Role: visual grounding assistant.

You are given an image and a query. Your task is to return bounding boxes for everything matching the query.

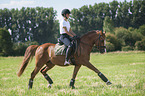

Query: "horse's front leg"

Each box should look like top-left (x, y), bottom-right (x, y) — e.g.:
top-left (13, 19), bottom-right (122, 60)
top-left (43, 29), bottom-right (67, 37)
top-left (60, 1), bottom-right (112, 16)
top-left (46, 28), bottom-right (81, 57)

top-left (84, 62), bottom-right (112, 85)
top-left (70, 65), bottom-right (81, 89)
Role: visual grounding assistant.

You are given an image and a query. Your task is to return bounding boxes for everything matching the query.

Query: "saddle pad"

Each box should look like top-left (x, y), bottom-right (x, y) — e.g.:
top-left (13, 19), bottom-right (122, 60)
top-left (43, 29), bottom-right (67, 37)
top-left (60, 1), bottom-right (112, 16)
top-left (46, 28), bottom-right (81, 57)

top-left (54, 43), bottom-right (67, 55)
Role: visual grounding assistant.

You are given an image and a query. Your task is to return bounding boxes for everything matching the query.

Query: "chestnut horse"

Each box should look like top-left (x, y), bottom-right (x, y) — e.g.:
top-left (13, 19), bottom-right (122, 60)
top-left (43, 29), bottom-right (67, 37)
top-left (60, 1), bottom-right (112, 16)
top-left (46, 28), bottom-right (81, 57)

top-left (17, 30), bottom-right (112, 89)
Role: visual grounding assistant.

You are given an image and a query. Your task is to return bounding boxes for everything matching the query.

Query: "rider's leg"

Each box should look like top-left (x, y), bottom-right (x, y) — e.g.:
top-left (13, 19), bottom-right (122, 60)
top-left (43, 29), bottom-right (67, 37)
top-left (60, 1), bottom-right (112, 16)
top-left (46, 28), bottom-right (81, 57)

top-left (60, 35), bottom-right (74, 65)
top-left (61, 37), bottom-right (72, 65)
top-left (64, 43), bottom-right (73, 65)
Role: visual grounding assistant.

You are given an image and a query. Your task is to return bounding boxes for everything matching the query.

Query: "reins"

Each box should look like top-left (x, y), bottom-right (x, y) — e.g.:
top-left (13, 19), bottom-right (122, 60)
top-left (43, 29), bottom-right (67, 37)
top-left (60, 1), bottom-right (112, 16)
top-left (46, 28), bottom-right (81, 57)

top-left (73, 31), bottom-right (106, 58)
top-left (80, 33), bottom-right (106, 48)
top-left (80, 41), bottom-right (92, 47)
top-left (75, 33), bottom-right (106, 57)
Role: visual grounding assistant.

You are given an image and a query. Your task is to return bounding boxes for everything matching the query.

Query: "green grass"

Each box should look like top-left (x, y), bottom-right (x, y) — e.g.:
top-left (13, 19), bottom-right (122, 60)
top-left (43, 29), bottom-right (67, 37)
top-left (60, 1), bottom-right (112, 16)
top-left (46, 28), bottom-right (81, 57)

top-left (0, 51), bottom-right (145, 96)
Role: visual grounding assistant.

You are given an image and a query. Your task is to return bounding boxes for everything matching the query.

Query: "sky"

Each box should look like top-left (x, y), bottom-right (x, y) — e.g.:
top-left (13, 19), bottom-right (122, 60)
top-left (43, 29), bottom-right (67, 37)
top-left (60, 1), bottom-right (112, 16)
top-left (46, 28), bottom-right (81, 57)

top-left (0, 0), bottom-right (132, 21)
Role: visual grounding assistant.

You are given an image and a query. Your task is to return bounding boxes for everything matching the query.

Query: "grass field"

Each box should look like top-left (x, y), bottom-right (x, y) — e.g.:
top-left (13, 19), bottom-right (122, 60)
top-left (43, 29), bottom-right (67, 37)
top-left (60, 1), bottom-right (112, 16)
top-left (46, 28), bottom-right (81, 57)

top-left (0, 51), bottom-right (145, 96)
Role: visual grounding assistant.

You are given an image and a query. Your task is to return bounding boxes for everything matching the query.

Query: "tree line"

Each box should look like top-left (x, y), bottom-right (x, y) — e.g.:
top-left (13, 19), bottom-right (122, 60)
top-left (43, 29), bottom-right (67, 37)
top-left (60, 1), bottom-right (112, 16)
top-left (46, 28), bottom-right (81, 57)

top-left (0, 7), bottom-right (59, 43)
top-left (70, 0), bottom-right (145, 34)
top-left (0, 0), bottom-right (145, 56)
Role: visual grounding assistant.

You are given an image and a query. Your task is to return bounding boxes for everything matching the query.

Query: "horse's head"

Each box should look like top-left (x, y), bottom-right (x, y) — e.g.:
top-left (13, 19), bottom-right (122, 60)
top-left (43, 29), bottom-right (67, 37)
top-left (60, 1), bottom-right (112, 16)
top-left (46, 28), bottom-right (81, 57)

top-left (81, 30), bottom-right (106, 53)
top-left (94, 30), bottom-right (106, 53)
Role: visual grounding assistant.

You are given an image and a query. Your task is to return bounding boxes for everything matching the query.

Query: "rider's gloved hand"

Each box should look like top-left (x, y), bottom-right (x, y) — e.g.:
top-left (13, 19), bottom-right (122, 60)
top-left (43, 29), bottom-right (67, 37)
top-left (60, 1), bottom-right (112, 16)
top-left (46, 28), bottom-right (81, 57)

top-left (73, 35), bottom-right (80, 40)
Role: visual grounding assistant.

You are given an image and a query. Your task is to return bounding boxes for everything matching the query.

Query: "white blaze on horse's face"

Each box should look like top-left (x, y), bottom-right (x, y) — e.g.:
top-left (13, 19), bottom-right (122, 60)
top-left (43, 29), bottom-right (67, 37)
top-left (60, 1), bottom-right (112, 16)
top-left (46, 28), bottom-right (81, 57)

top-left (103, 32), bottom-right (106, 53)
top-left (104, 39), bottom-right (106, 53)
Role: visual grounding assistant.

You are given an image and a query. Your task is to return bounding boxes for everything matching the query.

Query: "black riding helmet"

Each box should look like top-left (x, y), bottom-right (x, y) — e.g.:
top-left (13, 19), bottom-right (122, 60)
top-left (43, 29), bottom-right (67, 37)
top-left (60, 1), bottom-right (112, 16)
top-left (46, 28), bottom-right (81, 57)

top-left (61, 9), bottom-right (71, 16)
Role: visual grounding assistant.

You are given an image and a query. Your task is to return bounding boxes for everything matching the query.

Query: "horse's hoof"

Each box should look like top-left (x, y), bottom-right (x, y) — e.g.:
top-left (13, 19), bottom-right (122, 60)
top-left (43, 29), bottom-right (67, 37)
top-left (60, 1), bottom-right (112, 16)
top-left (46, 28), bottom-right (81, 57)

top-left (28, 86), bottom-right (32, 89)
top-left (48, 84), bottom-right (52, 88)
top-left (70, 86), bottom-right (75, 89)
top-left (71, 86), bottom-right (75, 89)
top-left (106, 81), bottom-right (112, 85)
top-left (28, 79), bottom-right (33, 89)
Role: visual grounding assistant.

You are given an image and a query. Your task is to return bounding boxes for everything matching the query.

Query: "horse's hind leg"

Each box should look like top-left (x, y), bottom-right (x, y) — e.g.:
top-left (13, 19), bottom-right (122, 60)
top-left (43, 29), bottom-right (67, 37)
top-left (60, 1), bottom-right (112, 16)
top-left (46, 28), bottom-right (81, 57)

top-left (28, 66), bottom-right (43, 89)
top-left (28, 62), bottom-right (44, 89)
top-left (40, 61), bottom-right (55, 88)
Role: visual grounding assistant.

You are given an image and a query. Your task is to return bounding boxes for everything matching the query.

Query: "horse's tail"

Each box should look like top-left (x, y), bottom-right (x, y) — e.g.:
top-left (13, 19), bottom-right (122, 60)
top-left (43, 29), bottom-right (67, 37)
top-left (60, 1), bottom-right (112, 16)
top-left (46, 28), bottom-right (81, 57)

top-left (17, 45), bottom-right (39, 77)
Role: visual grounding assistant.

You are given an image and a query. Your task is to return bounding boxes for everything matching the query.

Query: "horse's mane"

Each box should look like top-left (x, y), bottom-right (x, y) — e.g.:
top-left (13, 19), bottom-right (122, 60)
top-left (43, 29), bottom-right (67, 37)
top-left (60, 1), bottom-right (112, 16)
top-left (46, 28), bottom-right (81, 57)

top-left (81, 30), bottom-right (97, 39)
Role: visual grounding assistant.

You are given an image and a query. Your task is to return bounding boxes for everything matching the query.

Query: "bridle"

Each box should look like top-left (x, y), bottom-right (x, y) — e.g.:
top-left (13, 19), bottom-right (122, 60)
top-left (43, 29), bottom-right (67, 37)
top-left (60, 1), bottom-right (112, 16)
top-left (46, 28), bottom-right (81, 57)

top-left (80, 33), bottom-right (106, 50)
top-left (76, 32), bottom-right (106, 57)
top-left (94, 33), bottom-right (106, 50)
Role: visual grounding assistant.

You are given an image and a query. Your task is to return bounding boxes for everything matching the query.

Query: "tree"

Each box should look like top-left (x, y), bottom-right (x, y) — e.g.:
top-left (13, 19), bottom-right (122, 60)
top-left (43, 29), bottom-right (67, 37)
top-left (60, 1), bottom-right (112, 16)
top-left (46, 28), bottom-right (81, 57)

top-left (0, 28), bottom-right (13, 55)
top-left (135, 39), bottom-right (145, 50)
top-left (6, 7), bottom-right (58, 44)
top-left (140, 0), bottom-right (145, 26)
top-left (115, 27), bottom-right (139, 47)
top-left (94, 3), bottom-right (106, 30)
top-left (129, 27), bottom-right (143, 46)
top-left (34, 7), bottom-right (58, 44)
top-left (115, 27), bottom-right (131, 46)
top-left (70, 8), bottom-right (83, 36)
top-left (138, 24), bottom-right (145, 36)
top-left (0, 8), bottom-right (12, 29)
top-left (103, 16), bottom-right (114, 33)
top-left (1, 1), bottom-right (145, 48)
top-left (117, 0), bottom-right (130, 28)
top-left (109, 0), bottom-right (119, 21)
top-left (106, 32), bottom-right (122, 50)
top-left (130, 0), bottom-right (142, 28)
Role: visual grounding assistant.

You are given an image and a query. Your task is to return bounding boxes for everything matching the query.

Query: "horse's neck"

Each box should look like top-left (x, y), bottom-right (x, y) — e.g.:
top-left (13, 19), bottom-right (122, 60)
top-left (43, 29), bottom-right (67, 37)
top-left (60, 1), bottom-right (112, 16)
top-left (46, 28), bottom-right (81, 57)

top-left (81, 32), bottom-right (97, 46)
top-left (80, 32), bottom-right (97, 53)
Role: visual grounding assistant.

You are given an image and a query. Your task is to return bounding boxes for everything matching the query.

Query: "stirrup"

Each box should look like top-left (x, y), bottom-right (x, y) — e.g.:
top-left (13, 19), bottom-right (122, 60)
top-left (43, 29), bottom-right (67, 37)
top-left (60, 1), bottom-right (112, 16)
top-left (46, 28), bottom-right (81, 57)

top-left (64, 60), bottom-right (70, 65)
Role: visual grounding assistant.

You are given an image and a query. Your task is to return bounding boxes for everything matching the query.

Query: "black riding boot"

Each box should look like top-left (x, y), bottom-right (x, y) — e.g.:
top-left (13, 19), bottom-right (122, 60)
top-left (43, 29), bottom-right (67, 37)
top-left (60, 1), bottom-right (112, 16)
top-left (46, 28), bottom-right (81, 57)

top-left (64, 45), bottom-right (73, 65)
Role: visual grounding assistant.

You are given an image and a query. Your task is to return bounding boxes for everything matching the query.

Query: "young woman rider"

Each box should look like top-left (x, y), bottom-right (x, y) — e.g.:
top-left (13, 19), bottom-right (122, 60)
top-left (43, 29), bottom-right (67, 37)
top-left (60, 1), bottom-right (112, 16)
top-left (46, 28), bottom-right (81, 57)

top-left (59, 9), bottom-right (77, 65)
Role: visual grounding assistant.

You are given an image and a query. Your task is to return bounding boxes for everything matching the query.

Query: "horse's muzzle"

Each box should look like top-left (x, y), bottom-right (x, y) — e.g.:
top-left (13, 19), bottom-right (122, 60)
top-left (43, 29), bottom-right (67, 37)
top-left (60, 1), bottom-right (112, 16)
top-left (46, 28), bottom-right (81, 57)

top-left (100, 50), bottom-right (105, 54)
top-left (99, 46), bottom-right (106, 54)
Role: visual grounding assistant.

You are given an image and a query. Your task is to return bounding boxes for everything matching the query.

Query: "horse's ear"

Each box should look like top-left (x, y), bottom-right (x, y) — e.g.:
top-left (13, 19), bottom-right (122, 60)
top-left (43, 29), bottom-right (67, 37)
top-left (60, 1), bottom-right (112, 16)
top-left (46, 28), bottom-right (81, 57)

top-left (96, 30), bottom-right (99, 33)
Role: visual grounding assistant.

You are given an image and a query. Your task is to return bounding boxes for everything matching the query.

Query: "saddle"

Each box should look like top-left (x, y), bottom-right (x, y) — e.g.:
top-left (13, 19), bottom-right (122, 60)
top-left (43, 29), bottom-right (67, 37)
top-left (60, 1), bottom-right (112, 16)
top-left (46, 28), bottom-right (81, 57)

top-left (54, 43), bottom-right (67, 55)
top-left (54, 39), bottom-right (79, 55)
top-left (54, 37), bottom-right (80, 65)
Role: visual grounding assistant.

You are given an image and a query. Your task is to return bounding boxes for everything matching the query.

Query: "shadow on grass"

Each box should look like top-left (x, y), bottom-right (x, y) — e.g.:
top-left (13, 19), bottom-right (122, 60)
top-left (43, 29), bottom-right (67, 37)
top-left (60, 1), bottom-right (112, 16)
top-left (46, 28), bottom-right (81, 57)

top-left (76, 83), bottom-right (124, 89)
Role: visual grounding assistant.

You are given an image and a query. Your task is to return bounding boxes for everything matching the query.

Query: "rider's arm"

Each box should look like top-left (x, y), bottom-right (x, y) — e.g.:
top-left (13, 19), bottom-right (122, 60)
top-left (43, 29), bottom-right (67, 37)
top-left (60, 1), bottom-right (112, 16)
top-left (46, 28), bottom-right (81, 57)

top-left (63, 27), bottom-right (74, 37)
top-left (69, 28), bottom-right (76, 36)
